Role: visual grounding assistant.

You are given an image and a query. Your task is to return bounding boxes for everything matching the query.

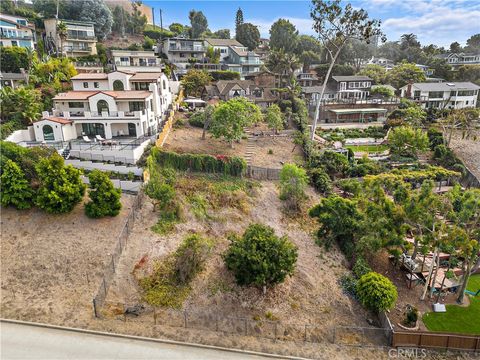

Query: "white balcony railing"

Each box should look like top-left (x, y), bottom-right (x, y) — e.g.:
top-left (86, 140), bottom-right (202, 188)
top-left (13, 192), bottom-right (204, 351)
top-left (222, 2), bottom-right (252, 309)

top-left (51, 109), bottom-right (150, 120)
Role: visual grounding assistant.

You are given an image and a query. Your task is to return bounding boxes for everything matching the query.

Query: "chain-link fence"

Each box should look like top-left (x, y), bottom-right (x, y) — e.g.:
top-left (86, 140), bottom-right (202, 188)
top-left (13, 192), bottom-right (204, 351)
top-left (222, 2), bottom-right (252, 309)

top-left (92, 191), bottom-right (144, 317)
top-left (101, 304), bottom-right (392, 347)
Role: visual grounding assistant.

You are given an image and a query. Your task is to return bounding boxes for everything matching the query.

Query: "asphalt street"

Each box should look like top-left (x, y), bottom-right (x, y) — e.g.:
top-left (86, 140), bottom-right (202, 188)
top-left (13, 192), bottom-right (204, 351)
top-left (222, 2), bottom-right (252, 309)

top-left (0, 321), bottom-right (276, 360)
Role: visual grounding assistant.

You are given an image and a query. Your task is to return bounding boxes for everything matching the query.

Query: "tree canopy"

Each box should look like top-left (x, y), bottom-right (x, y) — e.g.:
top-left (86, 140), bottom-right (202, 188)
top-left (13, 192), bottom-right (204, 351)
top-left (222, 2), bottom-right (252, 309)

top-left (269, 19), bottom-right (298, 53)
top-left (236, 23), bottom-right (260, 51)
top-left (210, 98), bottom-right (262, 147)
top-left (189, 10), bottom-right (208, 38)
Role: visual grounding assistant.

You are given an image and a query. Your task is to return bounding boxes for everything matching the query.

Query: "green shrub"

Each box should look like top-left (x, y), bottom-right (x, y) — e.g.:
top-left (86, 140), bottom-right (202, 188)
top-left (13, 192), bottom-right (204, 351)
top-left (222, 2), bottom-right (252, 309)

top-left (404, 306), bottom-right (418, 326)
top-left (0, 159), bottom-right (34, 209)
top-left (356, 272), bottom-right (397, 312)
top-left (188, 111), bottom-right (206, 128)
top-left (279, 163), bottom-right (308, 212)
top-left (210, 70), bottom-right (240, 81)
top-left (151, 148), bottom-right (246, 177)
top-left (352, 257), bottom-right (372, 278)
top-left (427, 128), bottom-right (444, 150)
top-left (85, 170), bottom-right (122, 218)
top-left (35, 153), bottom-right (86, 213)
top-left (339, 274), bottom-right (358, 299)
top-left (224, 224), bottom-right (298, 292)
top-left (309, 167), bottom-right (332, 194)
top-left (174, 234), bottom-right (213, 284)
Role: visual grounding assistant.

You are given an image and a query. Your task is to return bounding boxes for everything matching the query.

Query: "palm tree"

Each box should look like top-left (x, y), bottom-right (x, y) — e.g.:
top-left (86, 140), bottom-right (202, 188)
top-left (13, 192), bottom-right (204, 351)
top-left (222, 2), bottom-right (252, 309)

top-left (56, 21), bottom-right (68, 57)
top-left (400, 33), bottom-right (419, 49)
top-left (266, 49), bottom-right (287, 87)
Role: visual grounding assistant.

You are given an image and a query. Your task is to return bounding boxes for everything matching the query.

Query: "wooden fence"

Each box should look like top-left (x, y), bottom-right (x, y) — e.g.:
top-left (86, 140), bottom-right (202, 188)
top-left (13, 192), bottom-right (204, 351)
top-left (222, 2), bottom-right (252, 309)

top-left (392, 331), bottom-right (480, 352)
top-left (156, 90), bottom-right (184, 148)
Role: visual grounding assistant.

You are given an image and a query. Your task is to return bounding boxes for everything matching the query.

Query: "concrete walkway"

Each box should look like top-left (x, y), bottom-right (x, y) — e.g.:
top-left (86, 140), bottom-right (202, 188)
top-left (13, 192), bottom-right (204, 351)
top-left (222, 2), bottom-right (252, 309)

top-left (0, 321), bottom-right (279, 360)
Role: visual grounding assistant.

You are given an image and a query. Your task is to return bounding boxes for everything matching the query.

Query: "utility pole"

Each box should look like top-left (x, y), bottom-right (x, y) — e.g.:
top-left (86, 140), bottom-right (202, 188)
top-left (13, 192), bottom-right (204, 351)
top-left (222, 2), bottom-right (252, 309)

top-left (152, 7), bottom-right (155, 29)
top-left (55, 0), bottom-right (59, 57)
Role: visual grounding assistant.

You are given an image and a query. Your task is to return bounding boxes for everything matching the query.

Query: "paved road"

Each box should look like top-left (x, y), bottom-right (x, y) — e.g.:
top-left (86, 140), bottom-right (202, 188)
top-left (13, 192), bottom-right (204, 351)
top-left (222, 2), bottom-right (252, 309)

top-left (0, 322), bottom-right (275, 360)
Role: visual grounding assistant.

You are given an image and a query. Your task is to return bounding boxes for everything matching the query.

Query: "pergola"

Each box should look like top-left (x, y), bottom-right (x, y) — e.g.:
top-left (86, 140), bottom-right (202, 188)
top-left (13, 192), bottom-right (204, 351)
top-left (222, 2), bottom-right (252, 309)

top-left (328, 108), bottom-right (388, 123)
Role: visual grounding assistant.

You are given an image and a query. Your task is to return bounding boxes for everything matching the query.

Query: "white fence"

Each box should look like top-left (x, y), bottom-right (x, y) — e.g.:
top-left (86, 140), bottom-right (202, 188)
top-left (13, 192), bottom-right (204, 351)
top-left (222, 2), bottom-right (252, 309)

top-left (66, 159), bottom-right (143, 176)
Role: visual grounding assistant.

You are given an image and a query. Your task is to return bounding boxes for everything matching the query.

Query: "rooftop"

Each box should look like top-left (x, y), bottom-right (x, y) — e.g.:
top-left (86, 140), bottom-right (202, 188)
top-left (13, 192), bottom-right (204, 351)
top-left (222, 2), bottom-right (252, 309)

top-left (38, 116), bottom-right (73, 125)
top-left (404, 82), bottom-right (480, 91)
top-left (329, 108), bottom-right (388, 114)
top-left (130, 72), bottom-right (163, 81)
top-left (71, 73), bottom-right (109, 80)
top-left (332, 75), bottom-right (372, 82)
top-left (205, 38), bottom-right (243, 47)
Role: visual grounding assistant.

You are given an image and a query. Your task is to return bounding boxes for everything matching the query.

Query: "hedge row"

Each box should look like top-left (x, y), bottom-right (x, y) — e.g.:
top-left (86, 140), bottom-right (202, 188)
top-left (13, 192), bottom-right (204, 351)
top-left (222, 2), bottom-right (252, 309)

top-left (151, 148), bottom-right (246, 177)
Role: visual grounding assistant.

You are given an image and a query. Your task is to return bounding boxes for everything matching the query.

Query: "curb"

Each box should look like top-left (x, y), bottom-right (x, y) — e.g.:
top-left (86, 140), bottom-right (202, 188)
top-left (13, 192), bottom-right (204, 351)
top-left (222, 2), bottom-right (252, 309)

top-left (0, 318), bottom-right (309, 360)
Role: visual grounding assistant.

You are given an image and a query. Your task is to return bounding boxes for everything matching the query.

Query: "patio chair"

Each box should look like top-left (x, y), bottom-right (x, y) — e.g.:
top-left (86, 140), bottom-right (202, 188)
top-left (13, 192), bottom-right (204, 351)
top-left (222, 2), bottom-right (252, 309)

top-left (96, 134), bottom-right (106, 142)
top-left (82, 136), bottom-right (92, 143)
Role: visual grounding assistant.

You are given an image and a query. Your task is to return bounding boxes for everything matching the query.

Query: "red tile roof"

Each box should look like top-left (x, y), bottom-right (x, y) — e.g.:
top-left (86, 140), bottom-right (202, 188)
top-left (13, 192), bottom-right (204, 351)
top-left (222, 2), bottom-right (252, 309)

top-left (39, 116), bottom-right (73, 125)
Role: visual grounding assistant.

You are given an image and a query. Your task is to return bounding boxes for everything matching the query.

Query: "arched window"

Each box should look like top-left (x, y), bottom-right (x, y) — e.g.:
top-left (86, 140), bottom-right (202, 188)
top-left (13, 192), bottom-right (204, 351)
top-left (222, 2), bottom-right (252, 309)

top-left (97, 100), bottom-right (109, 114)
top-left (43, 124), bottom-right (54, 141)
top-left (113, 80), bottom-right (124, 91)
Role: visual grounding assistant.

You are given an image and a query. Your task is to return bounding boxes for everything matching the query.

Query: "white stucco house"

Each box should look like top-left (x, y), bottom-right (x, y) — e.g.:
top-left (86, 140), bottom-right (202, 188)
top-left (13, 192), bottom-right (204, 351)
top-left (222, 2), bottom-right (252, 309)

top-left (33, 71), bottom-right (173, 142)
top-left (400, 82), bottom-right (479, 110)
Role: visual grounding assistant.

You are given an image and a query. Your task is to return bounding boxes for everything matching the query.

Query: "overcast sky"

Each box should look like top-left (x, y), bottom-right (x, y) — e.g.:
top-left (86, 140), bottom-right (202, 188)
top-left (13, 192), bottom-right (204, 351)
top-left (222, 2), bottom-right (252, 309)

top-left (144, 0), bottom-right (480, 47)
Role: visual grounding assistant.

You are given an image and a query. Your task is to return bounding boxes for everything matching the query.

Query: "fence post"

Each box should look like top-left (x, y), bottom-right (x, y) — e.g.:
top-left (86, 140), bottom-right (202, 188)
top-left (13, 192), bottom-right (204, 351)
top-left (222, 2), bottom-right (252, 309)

top-left (184, 311), bottom-right (187, 328)
top-left (333, 327), bottom-right (336, 344)
top-left (153, 307), bottom-right (157, 325)
top-left (244, 318), bottom-right (248, 336)
top-left (274, 323), bottom-right (277, 341)
top-left (215, 315), bottom-right (218, 332)
top-left (111, 255), bottom-right (115, 271)
top-left (92, 298), bottom-right (98, 318)
top-left (304, 325), bottom-right (308, 342)
top-left (103, 278), bottom-right (107, 296)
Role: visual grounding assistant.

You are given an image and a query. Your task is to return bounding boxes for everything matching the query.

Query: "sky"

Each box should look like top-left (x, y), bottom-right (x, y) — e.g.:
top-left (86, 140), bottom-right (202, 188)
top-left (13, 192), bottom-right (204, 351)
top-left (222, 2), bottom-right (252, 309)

top-left (143, 0), bottom-right (480, 48)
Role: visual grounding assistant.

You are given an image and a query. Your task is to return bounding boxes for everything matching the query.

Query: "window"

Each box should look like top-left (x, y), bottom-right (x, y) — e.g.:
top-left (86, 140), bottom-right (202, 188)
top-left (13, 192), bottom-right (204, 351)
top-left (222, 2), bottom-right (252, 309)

top-left (94, 82), bottom-right (99, 88)
top-left (96, 100), bottom-right (109, 114)
top-left (162, 80), bottom-right (166, 90)
top-left (120, 57), bottom-right (129, 62)
top-left (68, 102), bottom-right (84, 108)
top-left (11, 41), bottom-right (17, 46)
top-left (428, 91), bottom-right (444, 98)
top-left (134, 82), bottom-right (149, 90)
top-left (83, 82), bottom-right (88, 88)
top-left (82, 123), bottom-right (105, 137)
top-left (129, 101), bottom-right (145, 112)
top-left (42, 125), bottom-right (54, 141)
top-left (113, 80), bottom-right (124, 91)
top-left (457, 90), bottom-right (475, 96)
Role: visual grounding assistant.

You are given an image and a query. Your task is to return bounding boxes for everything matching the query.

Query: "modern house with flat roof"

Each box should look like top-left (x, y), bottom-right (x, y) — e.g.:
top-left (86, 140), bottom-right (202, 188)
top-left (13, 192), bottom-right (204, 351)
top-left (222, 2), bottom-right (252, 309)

top-left (226, 45), bottom-right (262, 78)
top-left (302, 75), bottom-right (373, 106)
top-left (33, 71), bottom-right (172, 143)
top-left (400, 82), bottom-right (479, 109)
top-left (44, 19), bottom-right (97, 57)
top-left (162, 37), bottom-right (206, 75)
top-left (204, 38), bottom-right (243, 62)
top-left (0, 14), bottom-right (36, 49)
top-left (110, 50), bottom-right (162, 72)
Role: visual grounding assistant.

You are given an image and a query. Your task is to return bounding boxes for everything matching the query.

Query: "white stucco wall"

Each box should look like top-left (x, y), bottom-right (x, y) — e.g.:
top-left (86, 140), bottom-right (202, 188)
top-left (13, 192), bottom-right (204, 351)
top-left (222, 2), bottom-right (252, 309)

top-left (72, 79), bottom-right (109, 91)
top-left (5, 126), bottom-right (35, 143)
top-left (33, 120), bottom-right (67, 142)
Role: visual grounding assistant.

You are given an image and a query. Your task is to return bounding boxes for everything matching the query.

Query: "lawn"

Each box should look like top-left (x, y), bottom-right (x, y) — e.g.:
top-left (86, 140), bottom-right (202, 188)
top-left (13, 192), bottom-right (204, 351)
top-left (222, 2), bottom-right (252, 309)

top-left (345, 144), bottom-right (389, 153)
top-left (422, 275), bottom-right (480, 335)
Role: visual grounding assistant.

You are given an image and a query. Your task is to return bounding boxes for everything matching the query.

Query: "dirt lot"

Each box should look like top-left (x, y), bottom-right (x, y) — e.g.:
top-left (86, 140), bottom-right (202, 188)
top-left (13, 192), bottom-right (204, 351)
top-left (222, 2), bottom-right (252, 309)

top-left (0, 194), bottom-right (135, 326)
top-left (164, 124), bottom-right (304, 169)
top-left (1, 184), bottom-right (476, 359)
top-left (449, 129), bottom-right (480, 179)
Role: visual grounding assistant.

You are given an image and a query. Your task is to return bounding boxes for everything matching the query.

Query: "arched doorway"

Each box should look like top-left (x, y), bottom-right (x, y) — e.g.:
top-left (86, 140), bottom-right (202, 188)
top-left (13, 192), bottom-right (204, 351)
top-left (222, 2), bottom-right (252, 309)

top-left (127, 123), bottom-right (137, 137)
top-left (97, 100), bottom-right (109, 114)
top-left (113, 80), bottom-right (124, 91)
top-left (42, 124), bottom-right (54, 141)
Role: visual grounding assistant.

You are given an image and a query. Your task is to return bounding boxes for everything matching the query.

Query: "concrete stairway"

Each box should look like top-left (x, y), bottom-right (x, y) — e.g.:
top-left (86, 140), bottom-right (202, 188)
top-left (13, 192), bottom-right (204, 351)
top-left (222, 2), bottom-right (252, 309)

top-left (66, 159), bottom-right (143, 177)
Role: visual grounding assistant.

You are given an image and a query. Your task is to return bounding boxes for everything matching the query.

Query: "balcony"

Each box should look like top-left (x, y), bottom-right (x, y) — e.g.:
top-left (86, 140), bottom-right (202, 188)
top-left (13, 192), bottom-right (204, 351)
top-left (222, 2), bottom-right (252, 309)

top-left (0, 33), bottom-right (33, 40)
top-left (168, 45), bottom-right (204, 52)
top-left (239, 59), bottom-right (262, 65)
top-left (64, 45), bottom-right (93, 53)
top-left (51, 109), bottom-right (149, 120)
top-left (66, 34), bottom-right (96, 41)
top-left (115, 60), bottom-right (161, 67)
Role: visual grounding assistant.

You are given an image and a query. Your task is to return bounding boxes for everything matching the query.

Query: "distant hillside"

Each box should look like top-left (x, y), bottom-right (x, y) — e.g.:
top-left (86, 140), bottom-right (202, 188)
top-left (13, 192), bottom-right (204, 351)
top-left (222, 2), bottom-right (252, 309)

top-left (104, 0), bottom-right (153, 25)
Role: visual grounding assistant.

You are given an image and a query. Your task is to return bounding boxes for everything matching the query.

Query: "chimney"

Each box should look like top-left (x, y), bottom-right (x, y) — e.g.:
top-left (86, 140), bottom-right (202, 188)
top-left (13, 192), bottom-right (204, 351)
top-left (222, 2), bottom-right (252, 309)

top-left (406, 79), bottom-right (414, 98)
